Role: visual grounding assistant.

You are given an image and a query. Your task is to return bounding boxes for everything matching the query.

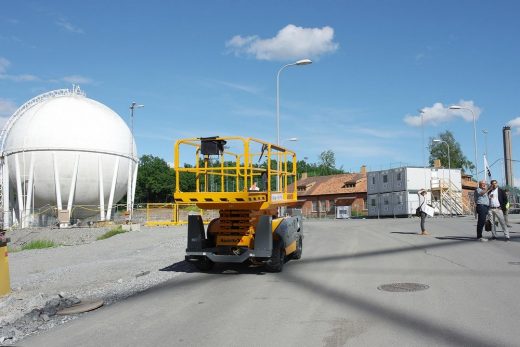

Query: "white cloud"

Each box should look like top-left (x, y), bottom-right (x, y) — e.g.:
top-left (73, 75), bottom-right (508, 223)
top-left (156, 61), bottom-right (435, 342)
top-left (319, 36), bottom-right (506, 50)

top-left (56, 18), bottom-right (84, 34)
top-left (0, 98), bottom-right (17, 128)
top-left (0, 98), bottom-right (17, 117)
top-left (0, 56), bottom-right (40, 82)
top-left (62, 75), bottom-right (93, 84)
top-left (507, 117), bottom-right (520, 135)
top-left (205, 79), bottom-right (260, 95)
top-left (226, 24), bottom-right (339, 61)
top-left (352, 127), bottom-right (412, 139)
top-left (0, 57), bottom-right (10, 73)
top-left (403, 100), bottom-right (481, 127)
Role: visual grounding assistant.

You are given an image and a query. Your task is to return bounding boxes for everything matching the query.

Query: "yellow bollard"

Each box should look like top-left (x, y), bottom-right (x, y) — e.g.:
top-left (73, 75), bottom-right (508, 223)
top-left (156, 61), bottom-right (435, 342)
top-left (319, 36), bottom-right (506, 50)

top-left (0, 234), bottom-right (10, 296)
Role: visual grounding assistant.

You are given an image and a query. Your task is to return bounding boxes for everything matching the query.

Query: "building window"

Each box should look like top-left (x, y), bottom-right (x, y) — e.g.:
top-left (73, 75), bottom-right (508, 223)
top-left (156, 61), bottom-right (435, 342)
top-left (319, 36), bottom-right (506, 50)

top-left (343, 182), bottom-right (356, 188)
top-left (320, 200), bottom-right (326, 212)
top-left (312, 200), bottom-right (318, 212)
top-left (371, 198), bottom-right (376, 207)
top-left (396, 172), bottom-right (401, 181)
top-left (383, 175), bottom-right (388, 183)
top-left (372, 177), bottom-right (375, 184)
top-left (329, 200), bottom-right (335, 212)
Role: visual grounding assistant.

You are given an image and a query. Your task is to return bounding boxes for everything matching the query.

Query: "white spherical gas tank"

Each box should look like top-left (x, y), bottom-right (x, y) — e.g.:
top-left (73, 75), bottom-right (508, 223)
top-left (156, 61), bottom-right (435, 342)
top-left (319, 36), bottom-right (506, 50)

top-left (1, 88), bottom-right (136, 221)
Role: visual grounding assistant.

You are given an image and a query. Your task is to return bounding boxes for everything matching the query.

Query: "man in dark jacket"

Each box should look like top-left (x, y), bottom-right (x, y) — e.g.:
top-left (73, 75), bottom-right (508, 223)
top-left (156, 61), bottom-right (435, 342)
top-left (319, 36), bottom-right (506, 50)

top-left (487, 179), bottom-right (510, 241)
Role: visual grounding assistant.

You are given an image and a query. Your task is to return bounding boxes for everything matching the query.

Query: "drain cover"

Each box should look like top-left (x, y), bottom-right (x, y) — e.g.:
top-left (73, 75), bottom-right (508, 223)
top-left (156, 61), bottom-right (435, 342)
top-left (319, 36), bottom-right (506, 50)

top-left (378, 283), bottom-right (429, 292)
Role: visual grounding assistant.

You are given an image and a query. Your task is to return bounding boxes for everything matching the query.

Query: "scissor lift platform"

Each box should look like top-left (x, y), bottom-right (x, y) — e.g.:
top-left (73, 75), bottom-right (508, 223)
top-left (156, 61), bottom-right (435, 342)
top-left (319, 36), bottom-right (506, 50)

top-left (174, 136), bottom-right (303, 272)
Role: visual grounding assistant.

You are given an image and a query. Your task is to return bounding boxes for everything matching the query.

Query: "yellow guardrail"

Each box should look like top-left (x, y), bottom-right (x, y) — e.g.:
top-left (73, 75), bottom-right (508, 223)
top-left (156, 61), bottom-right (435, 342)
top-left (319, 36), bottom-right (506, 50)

top-left (144, 203), bottom-right (218, 226)
top-left (173, 136), bottom-right (298, 211)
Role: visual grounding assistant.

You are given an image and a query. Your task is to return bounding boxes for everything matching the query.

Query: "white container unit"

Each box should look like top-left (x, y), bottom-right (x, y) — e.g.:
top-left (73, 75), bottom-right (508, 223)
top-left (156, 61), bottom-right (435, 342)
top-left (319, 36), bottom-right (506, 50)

top-left (403, 167), bottom-right (431, 191)
top-left (379, 193), bottom-right (393, 216)
top-left (393, 191), bottom-right (430, 216)
top-left (393, 167), bottom-right (406, 191)
top-left (392, 191), bottom-right (408, 216)
top-left (367, 171), bottom-right (379, 194)
top-left (431, 168), bottom-right (462, 190)
top-left (368, 194), bottom-right (379, 216)
top-left (379, 170), bottom-right (393, 193)
top-left (335, 206), bottom-right (351, 219)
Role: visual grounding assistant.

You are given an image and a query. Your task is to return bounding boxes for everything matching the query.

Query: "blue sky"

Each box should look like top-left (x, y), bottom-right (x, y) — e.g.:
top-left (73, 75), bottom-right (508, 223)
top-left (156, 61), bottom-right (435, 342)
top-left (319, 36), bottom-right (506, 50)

top-left (1, 0), bottom-right (519, 183)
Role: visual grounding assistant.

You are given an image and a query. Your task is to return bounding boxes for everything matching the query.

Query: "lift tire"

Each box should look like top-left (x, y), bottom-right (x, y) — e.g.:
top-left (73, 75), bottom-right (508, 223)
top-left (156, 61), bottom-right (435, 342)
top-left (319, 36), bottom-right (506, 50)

top-left (292, 234), bottom-right (303, 260)
top-left (265, 239), bottom-right (285, 273)
top-left (194, 257), bottom-right (214, 272)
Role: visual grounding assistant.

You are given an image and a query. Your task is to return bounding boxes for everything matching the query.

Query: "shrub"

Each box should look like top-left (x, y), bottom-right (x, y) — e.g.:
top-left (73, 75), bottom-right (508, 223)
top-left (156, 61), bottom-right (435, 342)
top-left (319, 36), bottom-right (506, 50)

top-left (21, 240), bottom-right (57, 250)
top-left (97, 225), bottom-right (128, 240)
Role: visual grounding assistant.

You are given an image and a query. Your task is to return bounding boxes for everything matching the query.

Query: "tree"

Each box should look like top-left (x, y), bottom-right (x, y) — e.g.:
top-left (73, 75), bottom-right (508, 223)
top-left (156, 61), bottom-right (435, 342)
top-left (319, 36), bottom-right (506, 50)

top-left (318, 150), bottom-right (343, 176)
top-left (428, 130), bottom-right (474, 174)
top-left (135, 155), bottom-right (175, 203)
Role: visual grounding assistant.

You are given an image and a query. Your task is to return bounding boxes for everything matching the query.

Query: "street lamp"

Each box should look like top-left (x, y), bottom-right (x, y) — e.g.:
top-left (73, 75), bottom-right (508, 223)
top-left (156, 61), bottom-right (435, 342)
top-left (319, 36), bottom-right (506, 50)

top-left (276, 59), bottom-right (312, 191)
top-left (282, 137), bottom-right (298, 144)
top-left (129, 102), bottom-right (144, 226)
top-left (432, 139), bottom-right (452, 215)
top-left (449, 105), bottom-right (478, 181)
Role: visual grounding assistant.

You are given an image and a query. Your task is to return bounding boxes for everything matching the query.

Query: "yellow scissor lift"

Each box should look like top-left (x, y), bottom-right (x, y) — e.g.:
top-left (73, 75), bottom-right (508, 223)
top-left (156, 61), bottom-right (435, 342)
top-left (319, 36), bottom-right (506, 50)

top-left (174, 136), bottom-right (303, 272)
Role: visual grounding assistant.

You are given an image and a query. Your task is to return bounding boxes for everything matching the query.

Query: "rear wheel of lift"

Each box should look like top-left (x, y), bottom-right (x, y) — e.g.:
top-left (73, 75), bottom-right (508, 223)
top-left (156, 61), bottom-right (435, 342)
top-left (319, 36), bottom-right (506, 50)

top-left (292, 234), bottom-right (303, 260)
top-left (194, 257), bottom-right (214, 272)
top-left (265, 240), bottom-right (285, 273)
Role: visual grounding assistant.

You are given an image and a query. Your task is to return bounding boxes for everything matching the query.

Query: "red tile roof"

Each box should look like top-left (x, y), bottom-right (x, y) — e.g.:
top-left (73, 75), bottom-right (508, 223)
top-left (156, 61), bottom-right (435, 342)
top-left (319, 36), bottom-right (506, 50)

top-left (290, 173), bottom-right (367, 196)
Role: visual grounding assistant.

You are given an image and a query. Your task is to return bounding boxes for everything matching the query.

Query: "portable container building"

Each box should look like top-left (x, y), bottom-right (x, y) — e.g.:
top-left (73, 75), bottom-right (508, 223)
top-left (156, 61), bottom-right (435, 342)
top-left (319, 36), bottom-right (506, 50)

top-left (379, 170), bottom-right (393, 193)
top-left (392, 190), bottom-right (431, 216)
top-left (367, 171), bottom-right (379, 194)
top-left (393, 167), bottom-right (406, 191)
top-left (430, 168), bottom-right (462, 190)
top-left (367, 194), bottom-right (379, 217)
top-left (379, 193), bottom-right (393, 216)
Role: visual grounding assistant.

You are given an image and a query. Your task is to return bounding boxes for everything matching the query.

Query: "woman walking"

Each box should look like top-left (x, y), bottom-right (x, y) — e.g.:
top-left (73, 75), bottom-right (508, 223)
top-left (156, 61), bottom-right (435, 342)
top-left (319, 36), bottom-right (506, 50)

top-left (418, 189), bottom-right (429, 235)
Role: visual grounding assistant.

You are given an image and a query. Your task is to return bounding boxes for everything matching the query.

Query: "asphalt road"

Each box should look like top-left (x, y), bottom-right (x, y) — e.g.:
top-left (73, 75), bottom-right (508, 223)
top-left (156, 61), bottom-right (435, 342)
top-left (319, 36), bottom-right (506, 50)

top-left (22, 216), bottom-right (520, 347)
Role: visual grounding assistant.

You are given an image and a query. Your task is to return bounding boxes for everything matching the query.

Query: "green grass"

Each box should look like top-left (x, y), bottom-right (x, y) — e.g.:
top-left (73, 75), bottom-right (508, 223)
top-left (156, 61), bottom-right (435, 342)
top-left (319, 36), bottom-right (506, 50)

top-left (7, 245), bottom-right (19, 253)
top-left (21, 240), bottom-right (57, 250)
top-left (181, 205), bottom-right (201, 212)
top-left (96, 225), bottom-right (128, 240)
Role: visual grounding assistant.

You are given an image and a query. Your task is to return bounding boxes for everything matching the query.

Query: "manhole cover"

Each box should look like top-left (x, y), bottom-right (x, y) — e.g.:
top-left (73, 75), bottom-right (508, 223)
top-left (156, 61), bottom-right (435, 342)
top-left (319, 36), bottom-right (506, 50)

top-left (377, 283), bottom-right (429, 292)
top-left (508, 262), bottom-right (520, 265)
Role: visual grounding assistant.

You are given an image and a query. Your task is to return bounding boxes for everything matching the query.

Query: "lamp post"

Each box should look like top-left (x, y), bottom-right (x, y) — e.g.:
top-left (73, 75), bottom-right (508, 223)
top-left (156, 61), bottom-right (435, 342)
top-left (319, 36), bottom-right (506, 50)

top-left (276, 59), bottom-right (312, 191)
top-left (449, 105), bottom-right (478, 181)
top-left (432, 139), bottom-right (451, 215)
top-left (129, 102), bottom-right (143, 226)
top-left (418, 109), bottom-right (427, 188)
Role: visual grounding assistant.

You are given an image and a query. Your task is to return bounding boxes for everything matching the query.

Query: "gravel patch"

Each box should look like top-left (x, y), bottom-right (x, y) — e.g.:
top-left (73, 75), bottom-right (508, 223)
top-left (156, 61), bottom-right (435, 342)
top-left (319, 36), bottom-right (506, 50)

top-left (0, 224), bottom-right (190, 345)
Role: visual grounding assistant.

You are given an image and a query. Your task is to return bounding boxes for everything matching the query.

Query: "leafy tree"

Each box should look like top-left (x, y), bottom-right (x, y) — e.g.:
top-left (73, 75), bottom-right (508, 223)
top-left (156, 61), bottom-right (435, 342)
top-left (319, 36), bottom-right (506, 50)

top-left (295, 150), bottom-right (344, 177)
top-left (135, 155), bottom-right (174, 203)
top-left (428, 130), bottom-right (474, 174)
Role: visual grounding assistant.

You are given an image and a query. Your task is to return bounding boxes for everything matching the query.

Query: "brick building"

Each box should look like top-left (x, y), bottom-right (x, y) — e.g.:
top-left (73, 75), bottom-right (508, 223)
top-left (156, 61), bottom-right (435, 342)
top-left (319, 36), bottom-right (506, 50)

top-left (289, 168), bottom-right (367, 218)
top-left (461, 174), bottom-right (478, 214)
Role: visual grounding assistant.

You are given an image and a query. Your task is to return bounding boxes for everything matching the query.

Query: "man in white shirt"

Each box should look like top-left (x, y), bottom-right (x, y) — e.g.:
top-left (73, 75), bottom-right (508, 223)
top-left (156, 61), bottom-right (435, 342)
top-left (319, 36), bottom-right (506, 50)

top-left (488, 180), bottom-right (510, 241)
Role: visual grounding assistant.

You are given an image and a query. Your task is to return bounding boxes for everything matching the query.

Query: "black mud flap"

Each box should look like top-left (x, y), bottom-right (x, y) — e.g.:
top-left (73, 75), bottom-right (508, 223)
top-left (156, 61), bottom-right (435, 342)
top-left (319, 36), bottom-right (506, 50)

top-left (254, 215), bottom-right (272, 258)
top-left (187, 215), bottom-right (206, 252)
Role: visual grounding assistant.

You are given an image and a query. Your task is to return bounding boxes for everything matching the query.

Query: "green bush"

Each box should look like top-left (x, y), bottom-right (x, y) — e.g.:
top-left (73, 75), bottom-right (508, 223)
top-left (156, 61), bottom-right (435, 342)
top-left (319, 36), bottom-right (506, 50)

top-left (21, 240), bottom-right (57, 250)
top-left (181, 205), bottom-right (200, 212)
top-left (97, 226), bottom-right (128, 240)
